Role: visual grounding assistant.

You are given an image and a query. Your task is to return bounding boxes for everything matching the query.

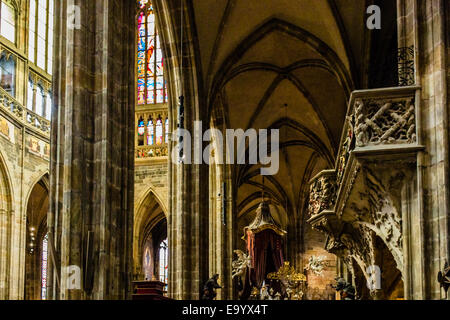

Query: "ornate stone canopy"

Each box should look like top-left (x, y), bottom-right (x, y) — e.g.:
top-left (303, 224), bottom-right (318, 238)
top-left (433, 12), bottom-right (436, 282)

top-left (243, 201), bottom-right (287, 238)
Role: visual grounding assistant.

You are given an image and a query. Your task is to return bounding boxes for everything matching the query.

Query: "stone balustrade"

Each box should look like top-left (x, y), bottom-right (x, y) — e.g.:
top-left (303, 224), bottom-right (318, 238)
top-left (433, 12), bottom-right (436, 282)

top-left (26, 109), bottom-right (51, 135)
top-left (136, 144), bottom-right (168, 159)
top-left (0, 86), bottom-right (50, 139)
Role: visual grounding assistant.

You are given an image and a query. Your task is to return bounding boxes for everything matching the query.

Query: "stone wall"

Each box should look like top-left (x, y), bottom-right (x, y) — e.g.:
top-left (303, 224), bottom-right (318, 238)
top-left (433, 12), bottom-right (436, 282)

top-left (301, 224), bottom-right (337, 300)
top-left (0, 120), bottom-right (49, 300)
top-left (133, 159), bottom-right (169, 280)
top-left (135, 161), bottom-right (169, 211)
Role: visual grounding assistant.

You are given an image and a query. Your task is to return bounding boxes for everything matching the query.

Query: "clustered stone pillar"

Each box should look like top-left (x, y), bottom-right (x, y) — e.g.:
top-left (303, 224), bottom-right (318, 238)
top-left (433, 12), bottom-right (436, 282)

top-left (154, 0), bottom-right (210, 299)
top-left (396, 0), bottom-right (450, 300)
top-left (48, 0), bottom-right (135, 300)
top-left (415, 0), bottom-right (450, 300)
top-left (208, 162), bottom-right (234, 300)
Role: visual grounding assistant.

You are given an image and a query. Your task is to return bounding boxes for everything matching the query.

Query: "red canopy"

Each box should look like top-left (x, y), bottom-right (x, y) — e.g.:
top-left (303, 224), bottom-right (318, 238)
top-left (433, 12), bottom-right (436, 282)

top-left (243, 201), bottom-right (286, 288)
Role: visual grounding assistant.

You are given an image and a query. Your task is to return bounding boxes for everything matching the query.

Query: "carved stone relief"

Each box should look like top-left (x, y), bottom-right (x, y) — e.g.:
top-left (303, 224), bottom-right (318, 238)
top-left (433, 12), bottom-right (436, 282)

top-left (355, 97), bottom-right (416, 147)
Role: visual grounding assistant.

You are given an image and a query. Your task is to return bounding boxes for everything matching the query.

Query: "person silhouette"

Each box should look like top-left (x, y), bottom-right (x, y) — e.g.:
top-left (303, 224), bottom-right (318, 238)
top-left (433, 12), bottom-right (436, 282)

top-left (201, 274), bottom-right (222, 300)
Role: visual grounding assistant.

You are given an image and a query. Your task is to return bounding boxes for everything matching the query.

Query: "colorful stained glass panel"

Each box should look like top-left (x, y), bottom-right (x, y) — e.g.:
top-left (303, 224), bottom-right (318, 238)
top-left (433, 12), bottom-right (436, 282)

top-left (156, 76), bottom-right (164, 89)
top-left (137, 78), bottom-right (145, 105)
top-left (136, 0), bottom-right (168, 105)
top-left (139, 0), bottom-right (148, 8)
top-left (156, 60), bottom-right (163, 76)
top-left (147, 119), bottom-right (154, 145)
top-left (156, 90), bottom-right (164, 103)
top-left (156, 118), bottom-right (163, 144)
top-left (138, 119), bottom-right (145, 136)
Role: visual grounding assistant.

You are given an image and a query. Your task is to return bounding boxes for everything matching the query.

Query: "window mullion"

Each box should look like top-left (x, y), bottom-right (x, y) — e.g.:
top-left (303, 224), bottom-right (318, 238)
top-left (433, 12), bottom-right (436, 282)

top-left (0, 2), bottom-right (3, 35)
top-left (32, 83), bottom-right (37, 113)
top-left (154, 31), bottom-right (156, 104)
top-left (45, 0), bottom-right (49, 72)
top-left (42, 89), bottom-right (47, 117)
top-left (34, 0), bottom-right (38, 63)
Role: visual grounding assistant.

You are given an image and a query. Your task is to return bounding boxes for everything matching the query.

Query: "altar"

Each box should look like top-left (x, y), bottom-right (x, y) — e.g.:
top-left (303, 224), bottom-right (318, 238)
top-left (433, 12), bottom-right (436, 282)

top-left (131, 281), bottom-right (171, 300)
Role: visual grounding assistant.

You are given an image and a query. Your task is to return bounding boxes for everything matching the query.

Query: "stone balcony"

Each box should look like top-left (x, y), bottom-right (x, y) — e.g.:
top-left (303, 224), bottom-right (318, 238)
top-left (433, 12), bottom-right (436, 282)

top-left (0, 86), bottom-right (50, 141)
top-left (333, 86), bottom-right (422, 221)
top-left (307, 86), bottom-right (423, 273)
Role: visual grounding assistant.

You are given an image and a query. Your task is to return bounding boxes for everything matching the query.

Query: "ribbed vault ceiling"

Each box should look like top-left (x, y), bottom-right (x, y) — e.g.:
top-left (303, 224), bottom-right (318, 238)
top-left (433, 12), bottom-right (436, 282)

top-left (188, 0), bottom-right (367, 228)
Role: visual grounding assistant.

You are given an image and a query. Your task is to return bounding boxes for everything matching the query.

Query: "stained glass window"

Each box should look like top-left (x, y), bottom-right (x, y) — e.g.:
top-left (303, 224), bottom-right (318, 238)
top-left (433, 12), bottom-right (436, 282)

top-left (0, 51), bottom-right (15, 96)
top-left (137, 0), bottom-right (168, 105)
top-left (156, 117), bottom-right (163, 145)
top-left (29, 0), bottom-right (54, 74)
top-left (0, 1), bottom-right (16, 43)
top-left (41, 233), bottom-right (48, 300)
top-left (165, 118), bottom-right (169, 143)
top-left (159, 239), bottom-right (168, 287)
top-left (137, 116), bottom-right (145, 146)
top-left (147, 117), bottom-right (154, 145)
top-left (139, 0), bottom-right (149, 8)
top-left (138, 117), bottom-right (145, 136)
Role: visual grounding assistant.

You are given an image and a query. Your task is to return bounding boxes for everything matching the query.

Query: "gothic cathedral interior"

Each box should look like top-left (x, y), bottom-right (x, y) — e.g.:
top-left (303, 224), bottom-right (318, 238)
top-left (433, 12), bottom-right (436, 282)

top-left (0, 0), bottom-right (449, 302)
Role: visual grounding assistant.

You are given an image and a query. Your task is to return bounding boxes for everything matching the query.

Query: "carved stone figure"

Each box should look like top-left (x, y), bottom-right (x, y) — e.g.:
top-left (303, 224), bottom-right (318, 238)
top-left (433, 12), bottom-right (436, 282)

top-left (306, 255), bottom-right (328, 276)
top-left (232, 249), bottom-right (251, 281)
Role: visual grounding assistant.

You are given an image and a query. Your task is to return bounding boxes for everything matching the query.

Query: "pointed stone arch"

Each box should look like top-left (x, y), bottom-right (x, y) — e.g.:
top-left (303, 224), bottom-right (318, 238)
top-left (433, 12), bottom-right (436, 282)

top-left (133, 187), bottom-right (168, 280)
top-left (23, 172), bottom-right (50, 300)
top-left (0, 149), bottom-right (14, 299)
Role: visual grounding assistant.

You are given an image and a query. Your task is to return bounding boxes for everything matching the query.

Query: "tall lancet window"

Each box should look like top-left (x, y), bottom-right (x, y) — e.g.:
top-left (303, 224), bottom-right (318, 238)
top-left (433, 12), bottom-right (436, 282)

top-left (137, 0), bottom-right (168, 105)
top-left (159, 239), bottom-right (168, 286)
top-left (29, 0), bottom-right (54, 74)
top-left (41, 233), bottom-right (48, 300)
top-left (147, 117), bottom-right (154, 145)
top-left (155, 116), bottom-right (163, 145)
top-left (0, 0), bottom-right (16, 43)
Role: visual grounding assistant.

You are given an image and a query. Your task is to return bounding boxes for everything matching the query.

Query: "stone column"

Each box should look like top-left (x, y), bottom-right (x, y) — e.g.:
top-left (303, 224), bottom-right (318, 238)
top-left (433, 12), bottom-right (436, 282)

top-left (397, 0), bottom-right (450, 300)
top-left (416, 0), bottom-right (450, 300)
top-left (48, 0), bottom-right (135, 300)
top-left (208, 163), bottom-right (234, 300)
top-left (154, 0), bottom-right (210, 299)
